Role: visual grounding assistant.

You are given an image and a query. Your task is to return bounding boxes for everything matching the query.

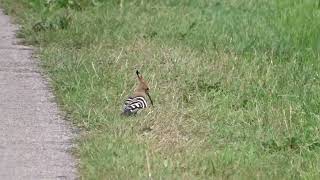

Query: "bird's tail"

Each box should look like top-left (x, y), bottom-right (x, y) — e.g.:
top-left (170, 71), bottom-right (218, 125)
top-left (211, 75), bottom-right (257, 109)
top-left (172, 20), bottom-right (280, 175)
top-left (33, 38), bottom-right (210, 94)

top-left (121, 108), bottom-right (136, 116)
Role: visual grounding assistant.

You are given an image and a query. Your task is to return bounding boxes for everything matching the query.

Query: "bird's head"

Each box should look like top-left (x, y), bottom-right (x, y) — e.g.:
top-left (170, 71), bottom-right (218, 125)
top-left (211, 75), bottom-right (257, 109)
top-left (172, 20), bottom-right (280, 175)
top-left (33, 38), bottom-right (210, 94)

top-left (136, 70), bottom-right (153, 106)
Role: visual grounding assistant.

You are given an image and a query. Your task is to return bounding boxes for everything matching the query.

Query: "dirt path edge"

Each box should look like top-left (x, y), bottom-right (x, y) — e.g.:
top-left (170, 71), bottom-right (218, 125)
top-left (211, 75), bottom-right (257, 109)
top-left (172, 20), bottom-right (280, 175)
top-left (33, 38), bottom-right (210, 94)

top-left (0, 8), bottom-right (77, 180)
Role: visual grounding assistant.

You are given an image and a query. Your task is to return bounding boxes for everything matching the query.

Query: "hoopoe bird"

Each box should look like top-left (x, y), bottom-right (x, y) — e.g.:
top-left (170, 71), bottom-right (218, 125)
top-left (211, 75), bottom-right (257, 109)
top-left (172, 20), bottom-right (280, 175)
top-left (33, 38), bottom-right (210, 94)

top-left (122, 70), bottom-right (154, 116)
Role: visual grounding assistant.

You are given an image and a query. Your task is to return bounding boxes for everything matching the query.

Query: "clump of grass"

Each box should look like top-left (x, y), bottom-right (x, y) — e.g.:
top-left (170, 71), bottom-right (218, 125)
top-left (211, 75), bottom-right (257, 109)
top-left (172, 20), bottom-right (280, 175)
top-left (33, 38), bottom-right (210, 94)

top-left (1, 0), bottom-right (320, 179)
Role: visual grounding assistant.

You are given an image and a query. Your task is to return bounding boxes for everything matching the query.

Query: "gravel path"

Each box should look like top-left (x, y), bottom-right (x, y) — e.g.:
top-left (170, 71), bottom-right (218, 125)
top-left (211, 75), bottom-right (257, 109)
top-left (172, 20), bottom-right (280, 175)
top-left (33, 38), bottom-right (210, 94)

top-left (0, 9), bottom-right (77, 180)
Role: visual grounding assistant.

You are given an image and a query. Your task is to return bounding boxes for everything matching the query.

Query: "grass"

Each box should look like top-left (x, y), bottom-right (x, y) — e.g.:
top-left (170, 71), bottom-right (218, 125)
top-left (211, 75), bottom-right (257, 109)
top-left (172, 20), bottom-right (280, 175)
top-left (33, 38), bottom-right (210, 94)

top-left (1, 0), bottom-right (320, 179)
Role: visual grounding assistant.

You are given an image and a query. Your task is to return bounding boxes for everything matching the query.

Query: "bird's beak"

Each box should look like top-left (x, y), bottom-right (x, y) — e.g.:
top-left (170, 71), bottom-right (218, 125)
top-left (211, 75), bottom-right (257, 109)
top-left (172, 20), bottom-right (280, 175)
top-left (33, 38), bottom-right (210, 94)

top-left (146, 92), bottom-right (154, 106)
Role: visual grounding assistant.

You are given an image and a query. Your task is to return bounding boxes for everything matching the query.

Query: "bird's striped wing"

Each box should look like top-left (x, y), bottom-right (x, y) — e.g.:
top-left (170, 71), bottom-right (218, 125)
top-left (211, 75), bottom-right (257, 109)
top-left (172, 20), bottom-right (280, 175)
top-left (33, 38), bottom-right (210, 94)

top-left (123, 96), bottom-right (148, 115)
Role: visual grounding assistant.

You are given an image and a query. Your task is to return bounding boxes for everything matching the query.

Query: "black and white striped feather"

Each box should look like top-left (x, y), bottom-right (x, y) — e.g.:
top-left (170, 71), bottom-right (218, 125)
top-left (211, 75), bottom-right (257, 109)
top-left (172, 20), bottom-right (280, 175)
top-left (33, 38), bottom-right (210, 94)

top-left (122, 96), bottom-right (148, 116)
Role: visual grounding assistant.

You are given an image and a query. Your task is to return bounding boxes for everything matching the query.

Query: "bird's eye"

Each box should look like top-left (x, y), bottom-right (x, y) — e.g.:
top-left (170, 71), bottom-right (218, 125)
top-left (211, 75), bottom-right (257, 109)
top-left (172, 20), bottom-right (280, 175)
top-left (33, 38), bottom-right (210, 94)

top-left (146, 88), bottom-right (149, 91)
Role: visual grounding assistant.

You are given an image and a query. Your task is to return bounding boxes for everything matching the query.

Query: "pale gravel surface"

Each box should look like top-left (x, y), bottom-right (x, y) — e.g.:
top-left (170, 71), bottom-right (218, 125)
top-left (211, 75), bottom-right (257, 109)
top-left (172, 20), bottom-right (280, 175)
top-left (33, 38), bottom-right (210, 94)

top-left (0, 9), bottom-right (77, 180)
